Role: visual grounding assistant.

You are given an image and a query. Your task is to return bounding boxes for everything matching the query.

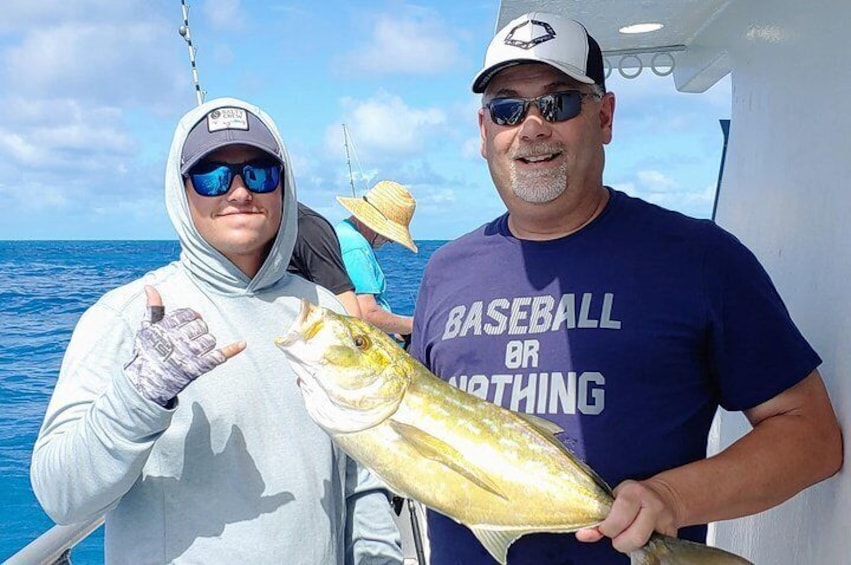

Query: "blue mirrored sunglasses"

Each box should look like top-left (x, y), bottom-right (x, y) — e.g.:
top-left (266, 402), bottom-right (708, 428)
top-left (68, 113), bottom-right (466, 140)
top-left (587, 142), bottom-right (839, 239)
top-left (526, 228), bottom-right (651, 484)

top-left (187, 160), bottom-right (282, 197)
top-left (484, 90), bottom-right (599, 126)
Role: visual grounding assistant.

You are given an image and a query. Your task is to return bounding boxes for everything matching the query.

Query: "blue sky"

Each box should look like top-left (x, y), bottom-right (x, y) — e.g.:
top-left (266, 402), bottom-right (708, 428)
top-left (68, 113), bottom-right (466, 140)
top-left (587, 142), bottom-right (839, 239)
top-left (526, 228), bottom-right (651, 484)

top-left (0, 0), bottom-right (730, 241)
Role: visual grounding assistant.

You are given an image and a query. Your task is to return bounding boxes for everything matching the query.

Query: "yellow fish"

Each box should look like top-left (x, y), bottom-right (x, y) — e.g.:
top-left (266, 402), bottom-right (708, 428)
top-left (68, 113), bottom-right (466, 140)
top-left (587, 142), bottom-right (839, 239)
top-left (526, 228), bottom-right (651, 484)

top-left (276, 299), bottom-right (752, 565)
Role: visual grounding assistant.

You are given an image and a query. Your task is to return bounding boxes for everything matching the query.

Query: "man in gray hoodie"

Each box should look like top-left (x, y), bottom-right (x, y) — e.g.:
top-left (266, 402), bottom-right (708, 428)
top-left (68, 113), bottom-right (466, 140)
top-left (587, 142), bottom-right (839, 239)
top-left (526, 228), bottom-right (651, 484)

top-left (30, 97), bottom-right (404, 564)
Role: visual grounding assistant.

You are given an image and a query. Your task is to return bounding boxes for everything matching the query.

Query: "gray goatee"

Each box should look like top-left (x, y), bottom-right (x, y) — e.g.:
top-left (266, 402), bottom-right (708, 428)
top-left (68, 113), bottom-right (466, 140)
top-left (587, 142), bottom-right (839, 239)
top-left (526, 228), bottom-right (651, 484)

top-left (509, 147), bottom-right (568, 204)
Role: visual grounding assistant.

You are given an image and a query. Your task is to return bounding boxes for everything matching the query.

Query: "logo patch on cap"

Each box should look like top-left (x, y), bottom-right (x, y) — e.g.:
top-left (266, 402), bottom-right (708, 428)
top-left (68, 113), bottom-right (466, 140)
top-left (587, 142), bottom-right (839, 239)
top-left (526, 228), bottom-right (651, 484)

top-left (206, 107), bottom-right (249, 132)
top-left (504, 19), bottom-right (557, 50)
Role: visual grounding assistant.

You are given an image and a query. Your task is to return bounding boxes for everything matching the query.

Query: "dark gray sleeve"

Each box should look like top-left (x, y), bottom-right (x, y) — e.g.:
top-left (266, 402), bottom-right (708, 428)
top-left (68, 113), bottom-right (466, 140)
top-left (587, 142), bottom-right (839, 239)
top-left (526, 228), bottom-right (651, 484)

top-left (289, 208), bottom-right (355, 294)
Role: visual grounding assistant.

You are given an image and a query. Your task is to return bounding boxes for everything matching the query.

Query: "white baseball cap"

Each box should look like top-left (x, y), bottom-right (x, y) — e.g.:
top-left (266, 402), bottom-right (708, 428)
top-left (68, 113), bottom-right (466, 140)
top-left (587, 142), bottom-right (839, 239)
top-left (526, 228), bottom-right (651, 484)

top-left (472, 12), bottom-right (606, 94)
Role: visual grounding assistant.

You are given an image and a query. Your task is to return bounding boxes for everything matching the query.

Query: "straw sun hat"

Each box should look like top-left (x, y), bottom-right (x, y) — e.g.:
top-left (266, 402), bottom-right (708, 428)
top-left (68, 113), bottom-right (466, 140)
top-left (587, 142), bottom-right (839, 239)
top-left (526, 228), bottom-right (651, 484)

top-left (337, 181), bottom-right (418, 253)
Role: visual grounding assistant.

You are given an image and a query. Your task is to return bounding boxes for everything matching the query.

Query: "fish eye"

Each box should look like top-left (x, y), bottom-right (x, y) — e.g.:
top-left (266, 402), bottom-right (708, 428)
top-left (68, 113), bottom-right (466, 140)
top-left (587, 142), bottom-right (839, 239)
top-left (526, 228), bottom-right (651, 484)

top-left (353, 335), bottom-right (371, 350)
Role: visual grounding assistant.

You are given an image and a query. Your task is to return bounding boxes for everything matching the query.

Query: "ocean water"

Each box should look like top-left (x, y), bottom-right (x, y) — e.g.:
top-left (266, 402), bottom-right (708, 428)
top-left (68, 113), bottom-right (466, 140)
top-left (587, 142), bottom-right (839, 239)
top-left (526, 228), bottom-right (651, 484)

top-left (0, 239), bottom-right (445, 563)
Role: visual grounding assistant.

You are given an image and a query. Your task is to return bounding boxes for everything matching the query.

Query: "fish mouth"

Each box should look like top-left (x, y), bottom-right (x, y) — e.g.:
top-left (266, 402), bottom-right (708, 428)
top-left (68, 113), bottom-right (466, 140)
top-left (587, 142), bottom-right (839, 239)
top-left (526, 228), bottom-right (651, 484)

top-left (275, 299), bottom-right (324, 393)
top-left (275, 298), bottom-right (314, 348)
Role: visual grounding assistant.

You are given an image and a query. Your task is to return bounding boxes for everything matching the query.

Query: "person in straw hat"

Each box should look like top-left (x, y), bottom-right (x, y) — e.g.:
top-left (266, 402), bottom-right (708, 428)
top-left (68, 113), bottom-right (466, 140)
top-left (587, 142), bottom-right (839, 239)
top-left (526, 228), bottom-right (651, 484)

top-left (336, 179), bottom-right (426, 564)
top-left (335, 180), bottom-right (418, 338)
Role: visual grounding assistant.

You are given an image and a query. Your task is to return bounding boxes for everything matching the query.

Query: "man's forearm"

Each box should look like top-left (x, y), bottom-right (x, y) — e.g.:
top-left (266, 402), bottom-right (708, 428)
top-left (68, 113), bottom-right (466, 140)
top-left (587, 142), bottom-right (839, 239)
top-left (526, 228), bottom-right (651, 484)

top-left (650, 372), bottom-right (842, 528)
top-left (335, 290), bottom-right (363, 318)
top-left (362, 307), bottom-right (413, 336)
top-left (355, 293), bottom-right (413, 336)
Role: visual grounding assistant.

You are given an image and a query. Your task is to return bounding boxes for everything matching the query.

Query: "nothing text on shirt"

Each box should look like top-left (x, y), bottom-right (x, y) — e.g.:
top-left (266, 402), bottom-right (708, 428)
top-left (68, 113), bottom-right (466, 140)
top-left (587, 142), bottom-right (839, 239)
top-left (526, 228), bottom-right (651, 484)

top-left (448, 371), bottom-right (605, 415)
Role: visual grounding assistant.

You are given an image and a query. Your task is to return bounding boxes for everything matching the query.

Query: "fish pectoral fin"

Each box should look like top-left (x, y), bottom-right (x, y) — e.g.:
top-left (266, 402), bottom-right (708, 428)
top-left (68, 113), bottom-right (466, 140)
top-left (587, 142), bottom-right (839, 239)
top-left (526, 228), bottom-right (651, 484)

top-left (389, 421), bottom-right (508, 500)
top-left (514, 412), bottom-right (564, 435)
top-left (469, 526), bottom-right (526, 565)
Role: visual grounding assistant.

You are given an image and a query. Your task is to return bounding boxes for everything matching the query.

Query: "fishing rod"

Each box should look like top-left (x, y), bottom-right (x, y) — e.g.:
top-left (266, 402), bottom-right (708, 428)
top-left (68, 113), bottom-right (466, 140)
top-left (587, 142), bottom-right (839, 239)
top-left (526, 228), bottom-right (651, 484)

top-left (342, 124), bottom-right (357, 197)
top-left (177, 0), bottom-right (206, 106)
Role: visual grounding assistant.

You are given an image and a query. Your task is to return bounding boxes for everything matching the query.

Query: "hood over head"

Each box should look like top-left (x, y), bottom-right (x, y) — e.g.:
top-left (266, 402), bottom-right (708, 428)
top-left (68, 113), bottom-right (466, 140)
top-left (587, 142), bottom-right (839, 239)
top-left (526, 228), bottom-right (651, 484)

top-left (165, 97), bottom-right (298, 294)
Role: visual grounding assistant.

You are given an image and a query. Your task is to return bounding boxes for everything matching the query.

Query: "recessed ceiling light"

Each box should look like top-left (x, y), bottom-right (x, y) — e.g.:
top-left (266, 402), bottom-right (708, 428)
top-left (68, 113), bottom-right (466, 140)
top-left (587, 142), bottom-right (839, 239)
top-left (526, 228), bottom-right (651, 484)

top-left (619, 23), bottom-right (664, 34)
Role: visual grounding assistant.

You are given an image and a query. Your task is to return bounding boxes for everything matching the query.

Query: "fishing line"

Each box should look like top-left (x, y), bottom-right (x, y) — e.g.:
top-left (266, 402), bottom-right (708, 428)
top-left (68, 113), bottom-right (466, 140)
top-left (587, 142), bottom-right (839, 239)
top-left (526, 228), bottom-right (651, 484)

top-left (342, 124), bottom-right (370, 195)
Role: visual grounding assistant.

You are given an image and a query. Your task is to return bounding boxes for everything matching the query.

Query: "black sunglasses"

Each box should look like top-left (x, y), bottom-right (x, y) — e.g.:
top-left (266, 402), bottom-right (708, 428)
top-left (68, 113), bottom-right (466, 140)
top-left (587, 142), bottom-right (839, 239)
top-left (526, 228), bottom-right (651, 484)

top-left (187, 160), bottom-right (282, 197)
top-left (484, 90), bottom-right (600, 126)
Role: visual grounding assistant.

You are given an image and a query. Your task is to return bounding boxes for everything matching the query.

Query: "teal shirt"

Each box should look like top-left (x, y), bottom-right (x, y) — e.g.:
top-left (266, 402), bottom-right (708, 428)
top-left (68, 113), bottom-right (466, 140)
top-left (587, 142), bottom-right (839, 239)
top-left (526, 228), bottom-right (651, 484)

top-left (335, 219), bottom-right (393, 312)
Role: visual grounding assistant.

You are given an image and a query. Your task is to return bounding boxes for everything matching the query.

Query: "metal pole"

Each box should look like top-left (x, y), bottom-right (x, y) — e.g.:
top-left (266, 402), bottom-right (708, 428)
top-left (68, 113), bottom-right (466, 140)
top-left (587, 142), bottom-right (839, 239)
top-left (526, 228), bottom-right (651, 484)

top-left (407, 498), bottom-right (427, 564)
top-left (712, 119), bottom-right (731, 222)
top-left (343, 124), bottom-right (357, 197)
top-left (178, 0), bottom-right (205, 106)
top-left (5, 516), bottom-right (105, 565)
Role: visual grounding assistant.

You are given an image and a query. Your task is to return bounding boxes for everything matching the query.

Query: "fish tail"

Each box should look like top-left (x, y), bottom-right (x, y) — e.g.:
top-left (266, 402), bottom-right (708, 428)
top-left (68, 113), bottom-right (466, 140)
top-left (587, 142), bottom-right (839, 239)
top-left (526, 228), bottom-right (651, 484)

top-left (629, 533), bottom-right (754, 565)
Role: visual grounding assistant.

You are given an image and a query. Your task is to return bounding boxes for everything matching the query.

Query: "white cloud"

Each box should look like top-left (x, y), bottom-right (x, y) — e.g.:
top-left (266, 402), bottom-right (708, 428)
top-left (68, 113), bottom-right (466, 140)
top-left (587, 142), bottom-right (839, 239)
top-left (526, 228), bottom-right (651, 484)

top-left (0, 0), bottom-right (149, 33)
top-left (0, 180), bottom-right (70, 210)
top-left (0, 132), bottom-right (39, 165)
top-left (636, 170), bottom-right (677, 192)
top-left (461, 136), bottom-right (482, 160)
top-left (7, 4), bottom-right (186, 108)
top-left (0, 1), bottom-right (187, 233)
top-left (0, 98), bottom-right (135, 171)
top-left (0, 0), bottom-right (729, 241)
top-left (342, 13), bottom-right (463, 75)
top-left (610, 182), bottom-right (638, 197)
top-left (661, 183), bottom-right (717, 218)
top-left (3, 20), bottom-right (184, 108)
top-left (612, 170), bottom-right (716, 219)
top-left (323, 91), bottom-right (447, 161)
top-left (416, 188), bottom-right (456, 207)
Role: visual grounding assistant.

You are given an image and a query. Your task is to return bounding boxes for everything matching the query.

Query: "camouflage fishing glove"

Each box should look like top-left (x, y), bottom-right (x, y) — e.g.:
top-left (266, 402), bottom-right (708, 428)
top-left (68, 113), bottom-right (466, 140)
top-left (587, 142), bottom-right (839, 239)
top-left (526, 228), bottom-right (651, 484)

top-left (124, 306), bottom-right (226, 407)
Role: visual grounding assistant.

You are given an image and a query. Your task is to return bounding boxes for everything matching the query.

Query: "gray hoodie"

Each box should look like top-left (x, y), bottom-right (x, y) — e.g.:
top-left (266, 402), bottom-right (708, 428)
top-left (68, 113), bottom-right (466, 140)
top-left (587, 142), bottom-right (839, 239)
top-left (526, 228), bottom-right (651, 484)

top-left (30, 98), bottom-right (403, 564)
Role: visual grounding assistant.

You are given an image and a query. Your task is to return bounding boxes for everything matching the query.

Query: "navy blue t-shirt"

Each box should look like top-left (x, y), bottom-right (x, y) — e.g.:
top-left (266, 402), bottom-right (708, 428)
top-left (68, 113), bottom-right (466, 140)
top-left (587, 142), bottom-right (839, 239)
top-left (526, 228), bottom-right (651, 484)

top-left (409, 189), bottom-right (820, 565)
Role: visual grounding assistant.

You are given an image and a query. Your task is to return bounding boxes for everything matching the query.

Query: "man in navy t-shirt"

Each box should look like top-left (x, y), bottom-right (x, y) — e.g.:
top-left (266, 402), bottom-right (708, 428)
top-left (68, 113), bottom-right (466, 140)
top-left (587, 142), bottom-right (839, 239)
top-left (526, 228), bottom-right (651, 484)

top-left (409, 11), bottom-right (842, 565)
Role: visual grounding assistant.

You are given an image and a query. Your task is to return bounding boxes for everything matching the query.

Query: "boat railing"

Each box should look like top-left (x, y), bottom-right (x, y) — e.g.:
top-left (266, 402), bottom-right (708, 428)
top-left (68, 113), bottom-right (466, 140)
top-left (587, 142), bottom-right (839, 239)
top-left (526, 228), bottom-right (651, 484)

top-left (4, 516), bottom-right (104, 565)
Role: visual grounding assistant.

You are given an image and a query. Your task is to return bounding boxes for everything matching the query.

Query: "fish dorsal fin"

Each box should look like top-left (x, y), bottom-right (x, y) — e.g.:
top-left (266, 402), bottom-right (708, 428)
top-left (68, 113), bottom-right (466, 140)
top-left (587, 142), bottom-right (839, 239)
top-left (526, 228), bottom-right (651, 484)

top-left (389, 421), bottom-right (508, 500)
top-left (514, 412), bottom-right (564, 435)
top-left (539, 435), bottom-right (614, 497)
top-left (512, 412), bottom-right (614, 496)
top-left (469, 526), bottom-right (525, 565)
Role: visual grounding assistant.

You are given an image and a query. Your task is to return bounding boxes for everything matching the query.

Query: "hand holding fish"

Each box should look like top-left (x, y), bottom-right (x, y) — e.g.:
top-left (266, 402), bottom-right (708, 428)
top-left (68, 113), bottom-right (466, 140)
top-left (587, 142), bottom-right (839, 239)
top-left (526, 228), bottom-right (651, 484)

top-left (576, 478), bottom-right (679, 553)
top-left (124, 285), bottom-right (246, 407)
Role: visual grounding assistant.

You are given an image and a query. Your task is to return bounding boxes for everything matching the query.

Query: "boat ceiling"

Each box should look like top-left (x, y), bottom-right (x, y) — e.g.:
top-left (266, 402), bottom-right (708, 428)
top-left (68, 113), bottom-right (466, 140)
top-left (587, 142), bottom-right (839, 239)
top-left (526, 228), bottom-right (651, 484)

top-left (497, 0), bottom-right (731, 52)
